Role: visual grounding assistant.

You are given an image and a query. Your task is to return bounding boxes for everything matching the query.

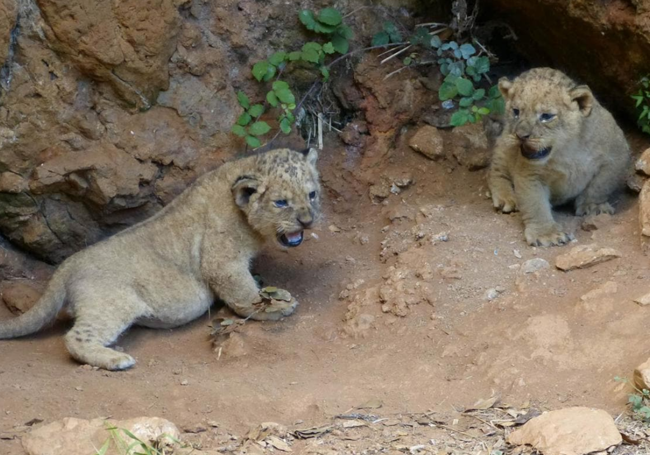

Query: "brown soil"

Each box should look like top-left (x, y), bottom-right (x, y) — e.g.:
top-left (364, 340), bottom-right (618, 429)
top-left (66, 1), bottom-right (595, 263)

top-left (2, 130), bottom-right (650, 453)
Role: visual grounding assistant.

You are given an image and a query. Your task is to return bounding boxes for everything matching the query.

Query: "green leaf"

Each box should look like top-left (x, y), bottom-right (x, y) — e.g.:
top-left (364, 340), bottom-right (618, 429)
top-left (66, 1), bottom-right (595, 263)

top-left (321, 66), bottom-right (330, 80)
top-left (97, 440), bottom-right (110, 455)
top-left (236, 91), bottom-right (250, 109)
top-left (450, 110), bottom-right (470, 126)
top-left (313, 22), bottom-right (337, 34)
top-left (249, 121), bottom-right (272, 136)
top-left (272, 80), bottom-right (289, 91)
top-left (459, 97), bottom-right (473, 107)
top-left (331, 34), bottom-right (349, 54)
top-left (475, 56), bottom-right (490, 74)
top-left (384, 21), bottom-right (402, 43)
top-left (299, 10), bottom-right (317, 30)
top-left (372, 31), bottom-right (390, 46)
top-left (459, 43), bottom-right (476, 59)
top-left (410, 27), bottom-right (430, 46)
top-left (337, 24), bottom-right (354, 39)
top-left (472, 88), bottom-right (486, 100)
top-left (245, 135), bottom-right (261, 148)
top-left (488, 85), bottom-right (501, 98)
top-left (275, 88), bottom-right (295, 104)
top-left (317, 7), bottom-right (342, 26)
top-left (439, 81), bottom-right (458, 101)
top-left (231, 124), bottom-right (247, 137)
top-left (430, 35), bottom-right (442, 48)
top-left (280, 117), bottom-right (292, 134)
top-left (488, 96), bottom-right (505, 115)
top-left (403, 56), bottom-right (412, 65)
top-left (237, 112), bottom-right (252, 126)
top-left (455, 77), bottom-right (474, 96)
top-left (288, 51), bottom-right (302, 61)
top-left (263, 64), bottom-right (276, 81)
top-left (269, 51), bottom-right (287, 66)
top-left (248, 104), bottom-right (264, 117)
top-left (301, 48), bottom-right (320, 63)
top-left (477, 107), bottom-right (490, 115)
top-left (448, 61), bottom-right (465, 77)
top-left (323, 42), bottom-right (335, 54)
top-left (252, 61), bottom-right (269, 82)
top-left (266, 91), bottom-right (278, 107)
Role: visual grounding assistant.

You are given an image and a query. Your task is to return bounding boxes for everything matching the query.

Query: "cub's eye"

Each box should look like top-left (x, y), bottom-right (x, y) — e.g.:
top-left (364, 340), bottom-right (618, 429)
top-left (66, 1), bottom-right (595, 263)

top-left (539, 113), bottom-right (556, 123)
top-left (309, 191), bottom-right (316, 200)
top-left (274, 200), bottom-right (288, 208)
top-left (513, 108), bottom-right (520, 118)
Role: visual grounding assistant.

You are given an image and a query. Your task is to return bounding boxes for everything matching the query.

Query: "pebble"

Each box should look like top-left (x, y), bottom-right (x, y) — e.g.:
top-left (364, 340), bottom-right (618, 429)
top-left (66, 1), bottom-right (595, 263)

top-left (521, 258), bottom-right (550, 274)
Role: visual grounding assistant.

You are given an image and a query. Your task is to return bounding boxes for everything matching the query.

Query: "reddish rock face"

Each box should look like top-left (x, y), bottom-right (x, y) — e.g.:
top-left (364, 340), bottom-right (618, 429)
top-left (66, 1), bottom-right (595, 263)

top-left (483, 0), bottom-right (650, 119)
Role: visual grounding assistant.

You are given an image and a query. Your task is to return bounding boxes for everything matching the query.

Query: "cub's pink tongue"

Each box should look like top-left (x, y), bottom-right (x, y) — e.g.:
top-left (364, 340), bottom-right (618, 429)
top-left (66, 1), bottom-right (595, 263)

top-left (285, 232), bottom-right (302, 242)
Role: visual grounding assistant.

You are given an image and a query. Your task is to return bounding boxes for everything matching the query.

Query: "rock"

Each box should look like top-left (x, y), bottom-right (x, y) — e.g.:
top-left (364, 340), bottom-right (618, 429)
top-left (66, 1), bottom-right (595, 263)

top-left (636, 148), bottom-right (650, 176)
top-left (1, 281), bottom-right (43, 315)
top-left (484, 287), bottom-right (504, 301)
top-left (408, 125), bottom-right (445, 160)
top-left (0, 172), bottom-right (28, 193)
top-left (634, 358), bottom-right (650, 390)
top-left (580, 213), bottom-right (612, 232)
top-left (555, 244), bottom-right (621, 271)
top-left (22, 417), bottom-right (180, 455)
top-left (521, 258), bottom-right (550, 274)
top-left (580, 281), bottom-right (617, 301)
top-left (449, 123), bottom-right (491, 171)
top-left (633, 292), bottom-right (650, 306)
top-left (507, 407), bottom-right (622, 455)
top-left (640, 179), bottom-right (650, 238)
top-left (0, 0), bottom-right (16, 67)
top-left (628, 173), bottom-right (645, 193)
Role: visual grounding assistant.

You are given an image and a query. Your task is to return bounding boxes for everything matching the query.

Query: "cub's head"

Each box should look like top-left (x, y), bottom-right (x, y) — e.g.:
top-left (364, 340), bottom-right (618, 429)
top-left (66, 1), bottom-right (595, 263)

top-left (232, 148), bottom-right (321, 248)
top-left (499, 67), bottom-right (595, 162)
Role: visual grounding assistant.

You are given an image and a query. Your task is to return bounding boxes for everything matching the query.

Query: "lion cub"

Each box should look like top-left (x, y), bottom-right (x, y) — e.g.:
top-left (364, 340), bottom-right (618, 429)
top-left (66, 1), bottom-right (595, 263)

top-left (488, 68), bottom-right (630, 246)
top-left (0, 148), bottom-right (321, 370)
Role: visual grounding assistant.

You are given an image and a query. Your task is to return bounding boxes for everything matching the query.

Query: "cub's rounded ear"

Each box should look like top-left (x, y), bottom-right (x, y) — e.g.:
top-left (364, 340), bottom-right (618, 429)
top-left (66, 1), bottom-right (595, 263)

top-left (569, 85), bottom-right (594, 116)
top-left (232, 175), bottom-right (260, 207)
top-left (300, 147), bottom-right (318, 167)
top-left (498, 77), bottom-right (513, 99)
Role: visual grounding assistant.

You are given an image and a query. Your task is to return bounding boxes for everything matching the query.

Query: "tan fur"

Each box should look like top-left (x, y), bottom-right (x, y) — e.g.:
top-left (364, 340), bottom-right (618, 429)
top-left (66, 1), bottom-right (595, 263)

top-left (488, 68), bottom-right (630, 246)
top-left (0, 148), bottom-right (321, 370)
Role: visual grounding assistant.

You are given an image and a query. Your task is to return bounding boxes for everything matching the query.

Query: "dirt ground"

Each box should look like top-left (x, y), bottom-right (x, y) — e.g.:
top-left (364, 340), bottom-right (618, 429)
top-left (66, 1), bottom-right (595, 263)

top-left (2, 129), bottom-right (650, 454)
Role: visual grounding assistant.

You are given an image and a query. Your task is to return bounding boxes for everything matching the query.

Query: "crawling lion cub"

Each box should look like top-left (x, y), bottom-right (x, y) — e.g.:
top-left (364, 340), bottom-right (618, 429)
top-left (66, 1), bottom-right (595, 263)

top-left (488, 68), bottom-right (630, 246)
top-left (0, 148), bottom-right (321, 370)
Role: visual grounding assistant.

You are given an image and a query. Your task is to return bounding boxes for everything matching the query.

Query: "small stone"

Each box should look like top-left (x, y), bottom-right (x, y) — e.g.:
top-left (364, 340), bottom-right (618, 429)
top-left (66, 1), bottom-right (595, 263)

top-left (180, 379), bottom-right (189, 386)
top-left (207, 420), bottom-right (219, 428)
top-left (521, 258), bottom-right (550, 274)
top-left (508, 407), bottom-right (621, 455)
top-left (513, 249), bottom-right (522, 259)
top-left (640, 179), bottom-right (650, 238)
top-left (633, 292), bottom-right (650, 306)
top-left (2, 281), bottom-right (43, 315)
top-left (634, 358), bottom-right (650, 390)
top-left (431, 232), bottom-right (449, 244)
top-left (408, 125), bottom-right (445, 160)
top-left (580, 281), bottom-right (618, 301)
top-left (635, 147), bottom-right (650, 176)
top-left (581, 213), bottom-right (612, 232)
top-left (555, 244), bottom-right (621, 271)
top-left (75, 386), bottom-right (83, 392)
top-left (328, 225), bottom-right (341, 233)
top-left (484, 288), bottom-right (499, 301)
top-left (359, 235), bottom-right (369, 245)
top-left (627, 173), bottom-right (645, 193)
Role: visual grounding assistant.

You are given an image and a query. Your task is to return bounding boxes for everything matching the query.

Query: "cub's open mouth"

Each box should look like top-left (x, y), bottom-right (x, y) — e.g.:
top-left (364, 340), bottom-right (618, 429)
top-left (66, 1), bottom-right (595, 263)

top-left (521, 146), bottom-right (552, 160)
top-left (278, 231), bottom-right (304, 247)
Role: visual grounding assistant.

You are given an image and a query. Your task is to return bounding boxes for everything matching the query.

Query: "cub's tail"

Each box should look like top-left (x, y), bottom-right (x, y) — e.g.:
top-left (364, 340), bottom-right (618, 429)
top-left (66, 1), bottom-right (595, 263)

top-left (0, 271), bottom-right (67, 339)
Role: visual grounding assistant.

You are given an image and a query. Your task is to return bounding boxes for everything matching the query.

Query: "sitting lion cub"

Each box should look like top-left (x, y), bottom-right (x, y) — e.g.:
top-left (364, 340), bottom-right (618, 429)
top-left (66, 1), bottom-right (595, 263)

top-left (488, 67), bottom-right (630, 247)
top-left (0, 148), bottom-right (321, 370)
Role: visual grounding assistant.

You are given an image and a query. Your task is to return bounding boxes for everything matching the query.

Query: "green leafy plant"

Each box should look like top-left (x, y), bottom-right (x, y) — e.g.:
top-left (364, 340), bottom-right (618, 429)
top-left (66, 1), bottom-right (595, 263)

top-left (615, 376), bottom-right (650, 422)
top-left (434, 39), bottom-right (503, 126)
top-left (231, 7), bottom-right (353, 149)
top-left (632, 76), bottom-right (650, 135)
top-left (371, 20), bottom-right (504, 127)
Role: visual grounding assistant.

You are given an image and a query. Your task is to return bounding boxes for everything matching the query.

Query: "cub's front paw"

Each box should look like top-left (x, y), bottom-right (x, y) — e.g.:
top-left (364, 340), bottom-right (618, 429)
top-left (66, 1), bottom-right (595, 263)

top-left (575, 202), bottom-right (614, 217)
top-left (250, 298), bottom-right (298, 321)
top-left (525, 225), bottom-right (573, 247)
top-left (490, 190), bottom-right (518, 213)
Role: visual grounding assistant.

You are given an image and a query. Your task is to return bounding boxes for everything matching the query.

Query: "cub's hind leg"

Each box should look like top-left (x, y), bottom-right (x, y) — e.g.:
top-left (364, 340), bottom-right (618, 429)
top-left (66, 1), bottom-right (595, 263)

top-left (64, 289), bottom-right (147, 370)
